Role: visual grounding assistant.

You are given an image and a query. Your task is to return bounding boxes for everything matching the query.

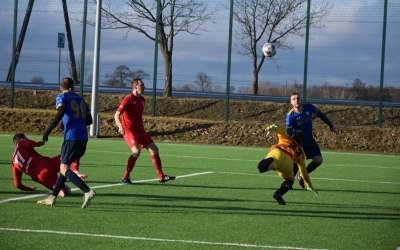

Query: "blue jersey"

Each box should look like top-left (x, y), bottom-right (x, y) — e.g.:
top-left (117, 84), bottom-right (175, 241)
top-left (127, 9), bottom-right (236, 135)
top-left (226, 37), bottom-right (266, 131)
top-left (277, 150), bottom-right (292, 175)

top-left (55, 91), bottom-right (90, 141)
top-left (285, 103), bottom-right (318, 140)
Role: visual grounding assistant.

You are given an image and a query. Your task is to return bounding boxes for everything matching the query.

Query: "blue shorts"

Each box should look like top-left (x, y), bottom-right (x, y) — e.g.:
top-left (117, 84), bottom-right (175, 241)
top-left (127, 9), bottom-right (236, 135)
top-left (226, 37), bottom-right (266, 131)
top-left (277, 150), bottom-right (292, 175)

top-left (60, 140), bottom-right (87, 165)
top-left (302, 139), bottom-right (321, 160)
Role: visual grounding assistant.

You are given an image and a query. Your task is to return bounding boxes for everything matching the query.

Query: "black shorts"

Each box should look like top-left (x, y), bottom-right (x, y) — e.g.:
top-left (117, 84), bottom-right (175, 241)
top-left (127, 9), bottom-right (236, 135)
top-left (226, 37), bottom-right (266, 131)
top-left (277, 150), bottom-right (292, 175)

top-left (60, 140), bottom-right (87, 165)
top-left (302, 139), bottom-right (321, 160)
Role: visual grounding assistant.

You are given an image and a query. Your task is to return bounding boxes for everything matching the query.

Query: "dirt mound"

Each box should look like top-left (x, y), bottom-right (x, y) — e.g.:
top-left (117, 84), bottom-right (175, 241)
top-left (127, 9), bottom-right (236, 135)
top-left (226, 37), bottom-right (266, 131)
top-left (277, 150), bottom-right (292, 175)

top-left (1, 88), bottom-right (399, 154)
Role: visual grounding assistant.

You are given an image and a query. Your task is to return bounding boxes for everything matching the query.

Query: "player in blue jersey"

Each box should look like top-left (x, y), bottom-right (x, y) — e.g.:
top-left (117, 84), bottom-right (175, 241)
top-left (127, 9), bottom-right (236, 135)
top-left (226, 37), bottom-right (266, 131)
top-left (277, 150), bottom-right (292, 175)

top-left (37, 77), bottom-right (96, 209)
top-left (285, 92), bottom-right (336, 188)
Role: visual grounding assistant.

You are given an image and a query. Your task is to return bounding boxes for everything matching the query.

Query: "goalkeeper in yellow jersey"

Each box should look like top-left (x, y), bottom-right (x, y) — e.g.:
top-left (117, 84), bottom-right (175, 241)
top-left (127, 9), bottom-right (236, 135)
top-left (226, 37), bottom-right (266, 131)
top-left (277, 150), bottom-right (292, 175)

top-left (257, 125), bottom-right (318, 205)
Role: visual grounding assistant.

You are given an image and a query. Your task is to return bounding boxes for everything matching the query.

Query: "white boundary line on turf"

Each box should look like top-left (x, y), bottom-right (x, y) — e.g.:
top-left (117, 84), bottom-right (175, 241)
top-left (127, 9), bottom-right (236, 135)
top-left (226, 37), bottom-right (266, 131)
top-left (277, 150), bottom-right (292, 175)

top-left (0, 228), bottom-right (330, 250)
top-left (2, 136), bottom-right (400, 158)
top-left (217, 171), bottom-right (400, 185)
top-left (0, 172), bottom-right (213, 204)
top-left (325, 164), bottom-right (400, 170)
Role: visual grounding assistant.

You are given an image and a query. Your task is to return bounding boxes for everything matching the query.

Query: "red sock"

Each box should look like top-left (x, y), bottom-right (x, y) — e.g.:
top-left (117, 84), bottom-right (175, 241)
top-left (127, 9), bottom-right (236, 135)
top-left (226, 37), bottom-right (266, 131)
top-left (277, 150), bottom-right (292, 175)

top-left (123, 155), bottom-right (137, 179)
top-left (71, 158), bottom-right (80, 172)
top-left (151, 154), bottom-right (164, 178)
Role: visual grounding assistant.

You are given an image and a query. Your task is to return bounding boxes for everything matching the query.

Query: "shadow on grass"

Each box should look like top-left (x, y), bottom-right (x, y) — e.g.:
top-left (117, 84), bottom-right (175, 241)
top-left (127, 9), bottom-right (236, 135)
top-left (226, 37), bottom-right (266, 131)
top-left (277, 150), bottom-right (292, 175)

top-left (82, 195), bottom-right (400, 220)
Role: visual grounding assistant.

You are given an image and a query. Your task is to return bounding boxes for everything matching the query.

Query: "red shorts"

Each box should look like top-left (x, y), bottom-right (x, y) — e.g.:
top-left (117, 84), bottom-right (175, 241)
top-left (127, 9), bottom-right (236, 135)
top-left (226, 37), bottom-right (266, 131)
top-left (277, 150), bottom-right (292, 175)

top-left (35, 156), bottom-right (61, 190)
top-left (123, 130), bottom-right (154, 149)
top-left (34, 156), bottom-right (71, 195)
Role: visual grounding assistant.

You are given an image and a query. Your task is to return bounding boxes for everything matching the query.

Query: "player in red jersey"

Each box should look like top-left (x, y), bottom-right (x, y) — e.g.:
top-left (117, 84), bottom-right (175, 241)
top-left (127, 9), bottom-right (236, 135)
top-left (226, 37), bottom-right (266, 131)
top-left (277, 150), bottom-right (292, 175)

top-left (114, 78), bottom-right (175, 184)
top-left (12, 133), bottom-right (74, 196)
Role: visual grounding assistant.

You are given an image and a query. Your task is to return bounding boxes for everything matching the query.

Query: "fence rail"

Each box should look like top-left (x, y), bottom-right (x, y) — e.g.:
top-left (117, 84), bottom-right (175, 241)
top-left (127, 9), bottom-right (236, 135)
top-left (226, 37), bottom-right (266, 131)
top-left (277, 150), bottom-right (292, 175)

top-left (1, 81), bottom-right (399, 108)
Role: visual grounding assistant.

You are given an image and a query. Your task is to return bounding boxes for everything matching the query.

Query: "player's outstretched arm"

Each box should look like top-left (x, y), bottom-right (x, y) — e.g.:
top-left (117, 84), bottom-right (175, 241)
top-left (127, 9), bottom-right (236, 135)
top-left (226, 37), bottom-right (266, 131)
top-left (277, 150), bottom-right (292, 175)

top-left (315, 110), bottom-right (335, 133)
top-left (43, 106), bottom-right (65, 142)
top-left (265, 124), bottom-right (278, 137)
top-left (13, 167), bottom-right (36, 191)
top-left (20, 139), bottom-right (44, 149)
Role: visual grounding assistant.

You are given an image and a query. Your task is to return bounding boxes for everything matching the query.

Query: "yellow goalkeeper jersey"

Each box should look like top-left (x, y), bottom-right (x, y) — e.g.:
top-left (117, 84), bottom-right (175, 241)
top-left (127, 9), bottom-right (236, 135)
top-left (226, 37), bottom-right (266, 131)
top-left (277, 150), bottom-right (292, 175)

top-left (270, 127), bottom-right (312, 187)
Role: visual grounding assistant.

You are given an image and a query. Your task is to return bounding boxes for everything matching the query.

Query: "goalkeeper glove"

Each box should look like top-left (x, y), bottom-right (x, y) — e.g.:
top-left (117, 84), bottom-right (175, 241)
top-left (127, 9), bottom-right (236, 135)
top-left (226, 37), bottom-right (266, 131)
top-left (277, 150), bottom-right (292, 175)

top-left (265, 124), bottom-right (278, 137)
top-left (307, 186), bottom-right (319, 196)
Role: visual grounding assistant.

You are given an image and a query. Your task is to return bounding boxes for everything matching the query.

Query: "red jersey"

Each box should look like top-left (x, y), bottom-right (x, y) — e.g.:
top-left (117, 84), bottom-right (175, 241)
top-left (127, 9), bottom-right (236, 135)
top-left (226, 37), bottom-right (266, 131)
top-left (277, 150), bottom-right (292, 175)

top-left (12, 139), bottom-right (56, 191)
top-left (117, 93), bottom-right (146, 132)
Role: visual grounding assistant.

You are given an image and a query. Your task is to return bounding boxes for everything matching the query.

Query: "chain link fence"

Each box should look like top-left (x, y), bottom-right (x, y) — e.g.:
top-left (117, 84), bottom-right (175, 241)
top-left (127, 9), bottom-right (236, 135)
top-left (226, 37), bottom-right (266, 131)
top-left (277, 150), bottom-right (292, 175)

top-left (0, 0), bottom-right (399, 103)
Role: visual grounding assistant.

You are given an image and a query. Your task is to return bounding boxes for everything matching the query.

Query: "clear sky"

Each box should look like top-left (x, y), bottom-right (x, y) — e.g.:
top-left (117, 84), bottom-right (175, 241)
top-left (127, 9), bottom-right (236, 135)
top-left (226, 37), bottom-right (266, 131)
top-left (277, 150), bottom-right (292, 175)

top-left (0, 0), bottom-right (399, 92)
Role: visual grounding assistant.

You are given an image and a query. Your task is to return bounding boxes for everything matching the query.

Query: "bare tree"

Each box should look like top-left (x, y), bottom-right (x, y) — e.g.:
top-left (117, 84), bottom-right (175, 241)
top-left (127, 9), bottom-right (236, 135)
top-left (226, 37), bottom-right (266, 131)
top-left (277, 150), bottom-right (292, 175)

top-left (174, 83), bottom-right (197, 91)
top-left (104, 65), bottom-right (150, 87)
top-left (237, 86), bottom-right (251, 94)
top-left (194, 72), bottom-right (213, 91)
top-left (87, 0), bottom-right (216, 97)
top-left (232, 0), bottom-right (331, 94)
top-left (350, 78), bottom-right (367, 100)
top-left (104, 65), bottom-right (133, 87)
top-left (212, 84), bottom-right (227, 93)
top-left (131, 69), bottom-right (150, 80)
top-left (66, 53), bottom-right (92, 85)
top-left (30, 76), bottom-right (44, 83)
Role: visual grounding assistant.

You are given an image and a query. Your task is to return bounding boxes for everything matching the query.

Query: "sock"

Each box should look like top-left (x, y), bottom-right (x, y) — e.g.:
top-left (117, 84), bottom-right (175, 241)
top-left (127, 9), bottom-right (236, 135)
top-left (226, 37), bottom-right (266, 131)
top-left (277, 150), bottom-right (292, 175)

top-left (151, 154), bottom-right (164, 179)
top-left (65, 169), bottom-right (90, 193)
top-left (293, 163), bottom-right (299, 176)
top-left (257, 158), bottom-right (274, 173)
top-left (275, 180), bottom-right (294, 196)
top-left (71, 158), bottom-right (80, 172)
top-left (306, 161), bottom-right (320, 174)
top-left (123, 155), bottom-right (137, 179)
top-left (52, 174), bottom-right (67, 196)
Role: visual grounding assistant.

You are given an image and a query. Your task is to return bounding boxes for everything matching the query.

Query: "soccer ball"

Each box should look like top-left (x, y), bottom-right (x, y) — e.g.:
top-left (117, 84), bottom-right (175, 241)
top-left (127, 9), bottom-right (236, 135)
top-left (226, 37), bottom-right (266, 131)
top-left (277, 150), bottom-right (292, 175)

top-left (262, 43), bottom-right (276, 57)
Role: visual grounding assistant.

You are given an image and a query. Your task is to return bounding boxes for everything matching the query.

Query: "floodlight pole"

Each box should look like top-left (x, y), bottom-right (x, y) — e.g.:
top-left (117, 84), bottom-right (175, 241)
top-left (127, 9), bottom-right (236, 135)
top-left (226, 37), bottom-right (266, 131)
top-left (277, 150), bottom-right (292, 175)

top-left (224, 0), bottom-right (234, 122)
top-left (90, 0), bottom-right (102, 137)
top-left (151, 0), bottom-right (161, 117)
top-left (58, 47), bottom-right (61, 84)
top-left (377, 0), bottom-right (388, 128)
top-left (302, 0), bottom-right (311, 104)
top-left (10, 0), bottom-right (18, 108)
top-left (80, 0), bottom-right (88, 96)
top-left (7, 0), bottom-right (34, 82)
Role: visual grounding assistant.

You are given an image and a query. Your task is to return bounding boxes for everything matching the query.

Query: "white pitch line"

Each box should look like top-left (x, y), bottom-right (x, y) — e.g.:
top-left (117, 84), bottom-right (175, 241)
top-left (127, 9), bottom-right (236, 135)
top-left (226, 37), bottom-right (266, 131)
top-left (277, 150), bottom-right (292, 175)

top-left (325, 164), bottom-right (400, 170)
top-left (0, 171), bottom-right (213, 204)
top-left (217, 171), bottom-right (400, 185)
top-left (0, 228), bottom-right (330, 250)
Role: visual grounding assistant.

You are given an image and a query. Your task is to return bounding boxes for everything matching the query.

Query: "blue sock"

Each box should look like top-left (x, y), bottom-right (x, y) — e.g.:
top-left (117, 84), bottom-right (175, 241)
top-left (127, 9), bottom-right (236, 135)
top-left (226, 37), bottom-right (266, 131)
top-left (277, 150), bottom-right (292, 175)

top-left (306, 161), bottom-right (320, 174)
top-left (65, 169), bottom-right (90, 193)
top-left (52, 174), bottom-right (67, 196)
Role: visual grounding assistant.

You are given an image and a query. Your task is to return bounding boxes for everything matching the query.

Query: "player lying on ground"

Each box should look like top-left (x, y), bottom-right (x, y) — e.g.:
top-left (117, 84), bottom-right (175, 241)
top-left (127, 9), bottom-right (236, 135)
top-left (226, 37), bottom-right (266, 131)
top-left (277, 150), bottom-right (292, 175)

top-left (257, 125), bottom-right (318, 205)
top-left (12, 133), bottom-right (85, 196)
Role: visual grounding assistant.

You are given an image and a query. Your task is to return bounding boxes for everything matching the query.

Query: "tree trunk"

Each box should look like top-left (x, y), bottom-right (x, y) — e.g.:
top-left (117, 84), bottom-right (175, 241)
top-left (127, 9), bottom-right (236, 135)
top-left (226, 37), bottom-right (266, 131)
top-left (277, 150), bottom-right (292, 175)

top-left (252, 69), bottom-right (259, 95)
top-left (163, 53), bottom-right (172, 97)
top-left (62, 0), bottom-right (79, 84)
top-left (6, 0), bottom-right (35, 82)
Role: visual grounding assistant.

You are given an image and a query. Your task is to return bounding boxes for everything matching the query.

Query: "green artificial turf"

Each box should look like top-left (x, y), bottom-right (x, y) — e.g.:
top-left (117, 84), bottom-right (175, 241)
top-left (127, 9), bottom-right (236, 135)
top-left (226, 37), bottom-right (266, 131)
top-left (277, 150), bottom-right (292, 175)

top-left (1, 134), bottom-right (399, 250)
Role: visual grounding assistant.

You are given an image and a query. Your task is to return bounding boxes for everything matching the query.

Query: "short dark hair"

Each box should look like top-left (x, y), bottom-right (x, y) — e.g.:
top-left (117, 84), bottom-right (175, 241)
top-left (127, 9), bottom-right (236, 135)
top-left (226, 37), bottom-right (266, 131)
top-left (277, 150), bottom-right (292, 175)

top-left (61, 77), bottom-right (74, 90)
top-left (13, 133), bottom-right (26, 145)
top-left (131, 78), bottom-right (143, 87)
top-left (291, 92), bottom-right (300, 97)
